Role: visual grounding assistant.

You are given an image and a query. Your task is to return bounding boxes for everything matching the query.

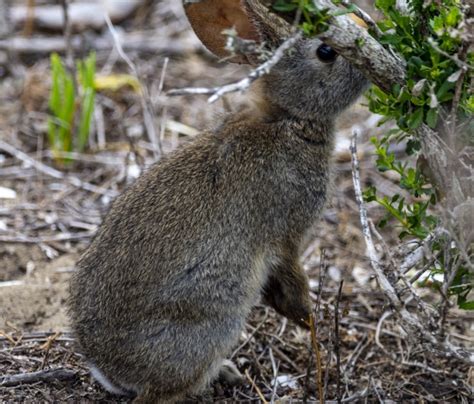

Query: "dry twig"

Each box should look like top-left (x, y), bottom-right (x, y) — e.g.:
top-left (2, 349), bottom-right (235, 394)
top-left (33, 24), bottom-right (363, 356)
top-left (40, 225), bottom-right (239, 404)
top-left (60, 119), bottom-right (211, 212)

top-left (0, 140), bottom-right (118, 198)
top-left (104, 14), bottom-right (162, 159)
top-left (0, 368), bottom-right (77, 387)
top-left (334, 280), bottom-right (343, 404)
top-left (244, 369), bottom-right (268, 404)
top-left (309, 314), bottom-right (324, 404)
top-left (167, 31), bottom-right (302, 103)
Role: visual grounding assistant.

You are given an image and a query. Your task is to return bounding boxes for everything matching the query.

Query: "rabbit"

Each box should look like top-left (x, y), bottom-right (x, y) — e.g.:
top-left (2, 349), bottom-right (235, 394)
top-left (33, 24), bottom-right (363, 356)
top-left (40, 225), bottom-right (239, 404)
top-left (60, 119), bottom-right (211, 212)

top-left (68, 0), bottom-right (369, 402)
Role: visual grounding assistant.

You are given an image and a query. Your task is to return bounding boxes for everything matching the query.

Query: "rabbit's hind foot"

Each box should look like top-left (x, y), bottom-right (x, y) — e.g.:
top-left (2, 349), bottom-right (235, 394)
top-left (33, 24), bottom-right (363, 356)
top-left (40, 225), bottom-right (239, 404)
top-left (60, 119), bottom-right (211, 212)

top-left (218, 359), bottom-right (244, 386)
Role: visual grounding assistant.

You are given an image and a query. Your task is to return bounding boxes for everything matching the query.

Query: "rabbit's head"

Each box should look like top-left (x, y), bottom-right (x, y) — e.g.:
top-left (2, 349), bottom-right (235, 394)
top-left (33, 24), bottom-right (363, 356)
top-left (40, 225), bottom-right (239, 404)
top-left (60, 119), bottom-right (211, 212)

top-left (184, 0), bottom-right (369, 121)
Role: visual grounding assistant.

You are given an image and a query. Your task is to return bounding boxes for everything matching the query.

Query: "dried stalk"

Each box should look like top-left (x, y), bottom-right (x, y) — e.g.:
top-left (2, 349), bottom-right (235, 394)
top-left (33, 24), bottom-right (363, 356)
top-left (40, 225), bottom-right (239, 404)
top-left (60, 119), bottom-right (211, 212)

top-left (334, 280), bottom-right (343, 404)
top-left (104, 14), bottom-right (162, 159)
top-left (309, 314), bottom-right (324, 404)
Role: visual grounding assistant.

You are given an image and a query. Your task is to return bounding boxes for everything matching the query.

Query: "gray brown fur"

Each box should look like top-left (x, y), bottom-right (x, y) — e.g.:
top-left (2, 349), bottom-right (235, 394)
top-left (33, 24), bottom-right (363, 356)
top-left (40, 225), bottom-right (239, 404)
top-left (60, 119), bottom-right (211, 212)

top-left (68, 0), bottom-right (369, 402)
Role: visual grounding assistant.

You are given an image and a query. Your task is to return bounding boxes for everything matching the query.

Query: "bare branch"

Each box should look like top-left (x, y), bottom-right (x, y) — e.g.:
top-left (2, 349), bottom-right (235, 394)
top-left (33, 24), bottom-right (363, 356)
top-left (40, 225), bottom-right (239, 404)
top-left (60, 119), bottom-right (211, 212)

top-left (313, 0), bottom-right (406, 92)
top-left (167, 32), bottom-right (302, 104)
top-left (350, 132), bottom-right (401, 307)
top-left (400, 229), bottom-right (444, 274)
top-left (339, 0), bottom-right (383, 38)
top-left (334, 280), bottom-right (343, 404)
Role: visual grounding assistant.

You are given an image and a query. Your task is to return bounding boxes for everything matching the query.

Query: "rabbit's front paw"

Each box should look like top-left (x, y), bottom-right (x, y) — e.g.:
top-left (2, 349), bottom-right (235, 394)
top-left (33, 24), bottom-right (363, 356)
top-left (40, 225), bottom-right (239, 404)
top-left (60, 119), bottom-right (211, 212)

top-left (276, 291), bottom-right (312, 329)
top-left (263, 273), bottom-right (312, 329)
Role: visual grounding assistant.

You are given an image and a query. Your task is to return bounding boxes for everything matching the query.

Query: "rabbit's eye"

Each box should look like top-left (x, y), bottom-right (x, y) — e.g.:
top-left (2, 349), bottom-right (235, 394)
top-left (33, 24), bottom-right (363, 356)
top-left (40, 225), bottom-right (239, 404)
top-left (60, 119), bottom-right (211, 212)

top-left (316, 44), bottom-right (337, 62)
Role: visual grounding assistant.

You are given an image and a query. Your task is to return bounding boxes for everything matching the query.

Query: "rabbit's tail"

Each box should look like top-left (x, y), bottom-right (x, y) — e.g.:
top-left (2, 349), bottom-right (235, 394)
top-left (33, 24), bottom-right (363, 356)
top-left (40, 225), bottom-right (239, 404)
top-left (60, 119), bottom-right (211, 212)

top-left (89, 363), bottom-right (136, 398)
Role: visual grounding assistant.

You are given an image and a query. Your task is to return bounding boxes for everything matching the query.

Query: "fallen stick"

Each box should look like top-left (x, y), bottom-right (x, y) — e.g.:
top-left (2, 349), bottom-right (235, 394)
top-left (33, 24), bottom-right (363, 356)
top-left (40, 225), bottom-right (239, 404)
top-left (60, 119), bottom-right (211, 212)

top-left (0, 33), bottom-right (199, 56)
top-left (0, 231), bottom-right (95, 244)
top-left (0, 140), bottom-right (118, 198)
top-left (11, 1), bottom-right (144, 32)
top-left (0, 368), bottom-right (78, 387)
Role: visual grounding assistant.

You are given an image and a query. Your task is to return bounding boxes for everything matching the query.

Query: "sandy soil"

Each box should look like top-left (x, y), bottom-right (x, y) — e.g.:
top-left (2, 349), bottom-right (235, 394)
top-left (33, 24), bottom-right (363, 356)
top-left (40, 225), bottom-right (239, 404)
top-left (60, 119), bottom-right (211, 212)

top-left (0, 247), bottom-right (77, 332)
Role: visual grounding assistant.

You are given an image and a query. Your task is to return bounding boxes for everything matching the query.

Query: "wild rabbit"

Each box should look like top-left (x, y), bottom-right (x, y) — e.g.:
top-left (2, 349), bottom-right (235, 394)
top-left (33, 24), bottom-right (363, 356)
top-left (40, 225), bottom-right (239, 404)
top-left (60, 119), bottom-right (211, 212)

top-left (69, 0), bottom-right (369, 402)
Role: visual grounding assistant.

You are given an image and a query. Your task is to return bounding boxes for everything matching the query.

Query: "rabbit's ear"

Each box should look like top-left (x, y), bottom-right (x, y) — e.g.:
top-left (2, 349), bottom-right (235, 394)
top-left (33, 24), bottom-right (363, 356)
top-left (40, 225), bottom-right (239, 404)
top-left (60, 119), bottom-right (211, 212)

top-left (242, 0), bottom-right (293, 49)
top-left (184, 0), bottom-right (293, 64)
top-left (184, 0), bottom-right (260, 64)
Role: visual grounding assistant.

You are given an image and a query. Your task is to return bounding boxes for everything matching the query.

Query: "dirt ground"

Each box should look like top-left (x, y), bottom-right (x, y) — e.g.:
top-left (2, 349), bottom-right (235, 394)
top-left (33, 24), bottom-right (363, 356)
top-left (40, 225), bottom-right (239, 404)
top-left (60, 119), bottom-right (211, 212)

top-left (0, 0), bottom-right (472, 402)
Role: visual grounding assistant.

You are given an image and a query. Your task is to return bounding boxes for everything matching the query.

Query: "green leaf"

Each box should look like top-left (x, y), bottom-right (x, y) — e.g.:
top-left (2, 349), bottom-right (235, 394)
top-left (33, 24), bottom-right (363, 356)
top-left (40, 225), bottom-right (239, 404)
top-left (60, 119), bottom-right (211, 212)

top-left (411, 96), bottom-right (425, 106)
top-left (406, 138), bottom-right (421, 155)
top-left (426, 108), bottom-right (438, 128)
top-left (77, 52), bottom-right (96, 152)
top-left (458, 300), bottom-right (474, 310)
top-left (407, 108), bottom-right (424, 130)
top-left (446, 6), bottom-right (461, 27)
top-left (436, 79), bottom-right (455, 100)
top-left (375, 0), bottom-right (395, 12)
top-left (48, 53), bottom-right (75, 158)
top-left (363, 185), bottom-right (377, 202)
top-left (273, 0), bottom-right (298, 12)
top-left (431, 15), bottom-right (444, 34)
